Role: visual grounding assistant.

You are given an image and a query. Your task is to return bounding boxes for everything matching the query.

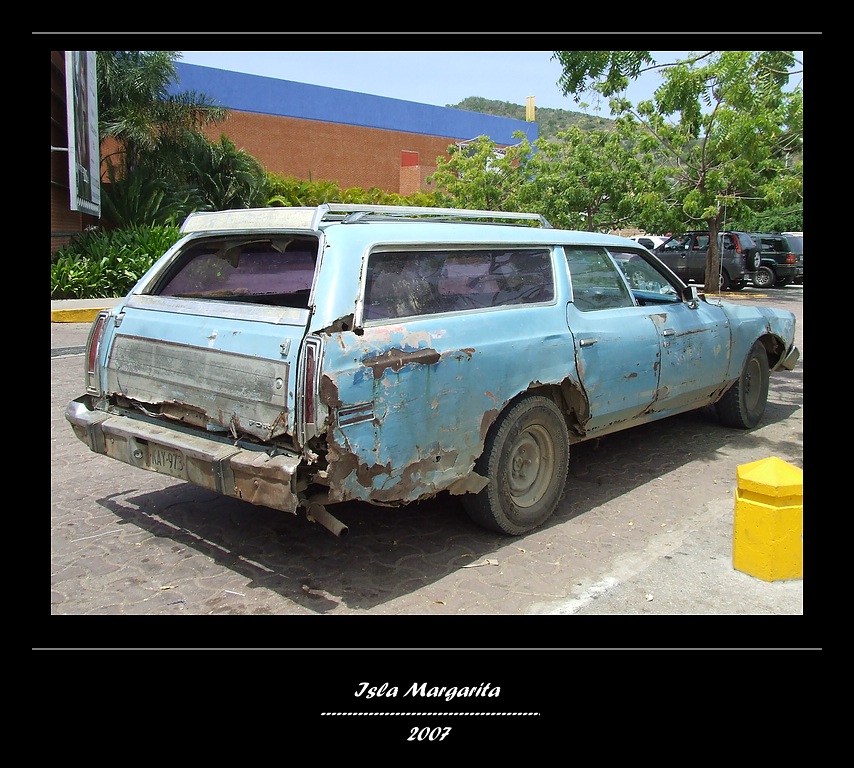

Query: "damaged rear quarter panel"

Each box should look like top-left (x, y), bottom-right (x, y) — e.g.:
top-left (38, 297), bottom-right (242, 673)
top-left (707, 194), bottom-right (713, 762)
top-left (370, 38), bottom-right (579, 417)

top-left (318, 307), bottom-right (576, 505)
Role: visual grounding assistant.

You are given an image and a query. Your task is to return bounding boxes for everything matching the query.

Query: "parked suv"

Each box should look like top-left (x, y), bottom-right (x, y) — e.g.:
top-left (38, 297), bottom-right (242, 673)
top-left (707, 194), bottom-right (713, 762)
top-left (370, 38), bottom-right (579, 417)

top-left (749, 233), bottom-right (804, 288)
top-left (653, 231), bottom-right (760, 291)
top-left (66, 205), bottom-right (798, 537)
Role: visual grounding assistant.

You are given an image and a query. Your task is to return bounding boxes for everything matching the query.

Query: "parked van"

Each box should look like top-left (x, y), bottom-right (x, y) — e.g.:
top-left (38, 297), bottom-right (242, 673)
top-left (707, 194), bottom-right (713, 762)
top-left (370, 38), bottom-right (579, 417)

top-left (66, 205), bottom-right (798, 536)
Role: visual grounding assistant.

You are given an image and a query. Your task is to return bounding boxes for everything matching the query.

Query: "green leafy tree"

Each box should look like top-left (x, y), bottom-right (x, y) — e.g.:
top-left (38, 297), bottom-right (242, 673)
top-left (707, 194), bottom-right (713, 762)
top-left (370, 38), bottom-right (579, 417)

top-left (427, 135), bottom-right (531, 212)
top-left (553, 50), bottom-right (803, 291)
top-left (519, 123), bottom-right (661, 231)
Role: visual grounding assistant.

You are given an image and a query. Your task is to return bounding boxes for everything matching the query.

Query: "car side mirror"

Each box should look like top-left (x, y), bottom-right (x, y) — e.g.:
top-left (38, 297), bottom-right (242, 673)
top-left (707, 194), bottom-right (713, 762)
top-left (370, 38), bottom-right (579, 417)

top-left (683, 285), bottom-right (700, 308)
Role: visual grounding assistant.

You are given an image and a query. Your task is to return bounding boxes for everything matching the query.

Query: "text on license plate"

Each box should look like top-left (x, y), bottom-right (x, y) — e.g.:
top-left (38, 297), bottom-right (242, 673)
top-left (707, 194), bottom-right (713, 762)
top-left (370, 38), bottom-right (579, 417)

top-left (148, 445), bottom-right (187, 478)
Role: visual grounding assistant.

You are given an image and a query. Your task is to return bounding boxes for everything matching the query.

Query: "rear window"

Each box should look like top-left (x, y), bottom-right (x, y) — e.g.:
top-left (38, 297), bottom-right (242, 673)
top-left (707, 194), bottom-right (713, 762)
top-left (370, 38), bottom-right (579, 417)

top-left (784, 236), bottom-right (803, 254)
top-left (364, 248), bottom-right (554, 320)
top-left (154, 236), bottom-right (319, 308)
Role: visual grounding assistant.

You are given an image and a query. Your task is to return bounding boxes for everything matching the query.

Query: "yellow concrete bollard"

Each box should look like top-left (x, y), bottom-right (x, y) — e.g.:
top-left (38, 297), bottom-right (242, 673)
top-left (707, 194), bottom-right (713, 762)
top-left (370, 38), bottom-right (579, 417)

top-left (733, 456), bottom-right (803, 582)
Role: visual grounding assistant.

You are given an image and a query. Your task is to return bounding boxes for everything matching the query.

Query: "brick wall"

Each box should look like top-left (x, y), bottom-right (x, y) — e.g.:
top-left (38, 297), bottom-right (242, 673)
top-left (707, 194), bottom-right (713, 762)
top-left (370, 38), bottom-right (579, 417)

top-left (200, 110), bottom-right (452, 191)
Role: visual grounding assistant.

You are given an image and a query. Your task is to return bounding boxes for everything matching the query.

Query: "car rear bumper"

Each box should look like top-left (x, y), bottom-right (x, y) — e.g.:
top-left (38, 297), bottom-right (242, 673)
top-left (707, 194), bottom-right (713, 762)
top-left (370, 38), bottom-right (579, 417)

top-left (65, 397), bottom-right (302, 514)
top-left (775, 265), bottom-right (800, 279)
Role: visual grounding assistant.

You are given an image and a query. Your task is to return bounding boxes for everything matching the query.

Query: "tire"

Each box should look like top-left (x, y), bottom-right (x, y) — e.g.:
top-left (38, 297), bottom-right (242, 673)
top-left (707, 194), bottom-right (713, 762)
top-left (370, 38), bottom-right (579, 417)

top-left (463, 395), bottom-right (569, 535)
top-left (714, 340), bottom-right (769, 429)
top-left (753, 265), bottom-right (775, 289)
top-left (719, 269), bottom-right (731, 291)
top-left (750, 251), bottom-right (762, 270)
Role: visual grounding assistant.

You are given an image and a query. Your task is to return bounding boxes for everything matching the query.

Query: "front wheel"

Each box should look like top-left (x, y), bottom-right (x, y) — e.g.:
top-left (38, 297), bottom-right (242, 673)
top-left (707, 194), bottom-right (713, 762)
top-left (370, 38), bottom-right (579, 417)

top-left (715, 341), bottom-right (769, 429)
top-left (463, 395), bottom-right (569, 535)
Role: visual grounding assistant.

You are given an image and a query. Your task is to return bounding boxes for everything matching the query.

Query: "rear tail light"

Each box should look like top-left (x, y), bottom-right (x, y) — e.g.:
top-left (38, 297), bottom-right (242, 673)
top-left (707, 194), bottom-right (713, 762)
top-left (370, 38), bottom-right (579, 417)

top-left (297, 335), bottom-right (324, 445)
top-left (85, 311), bottom-right (110, 394)
top-left (731, 234), bottom-right (744, 254)
top-left (786, 253), bottom-right (796, 265)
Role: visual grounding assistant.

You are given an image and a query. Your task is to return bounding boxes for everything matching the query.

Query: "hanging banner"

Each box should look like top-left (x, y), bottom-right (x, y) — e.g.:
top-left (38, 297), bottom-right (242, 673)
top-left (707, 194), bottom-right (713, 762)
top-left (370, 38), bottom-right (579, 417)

top-left (65, 51), bottom-right (100, 217)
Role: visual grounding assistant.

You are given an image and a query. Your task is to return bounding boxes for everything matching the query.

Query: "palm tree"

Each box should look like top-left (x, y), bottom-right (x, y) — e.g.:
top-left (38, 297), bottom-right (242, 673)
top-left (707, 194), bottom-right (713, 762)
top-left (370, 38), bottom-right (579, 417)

top-left (97, 51), bottom-right (228, 176)
top-left (96, 51), bottom-right (272, 225)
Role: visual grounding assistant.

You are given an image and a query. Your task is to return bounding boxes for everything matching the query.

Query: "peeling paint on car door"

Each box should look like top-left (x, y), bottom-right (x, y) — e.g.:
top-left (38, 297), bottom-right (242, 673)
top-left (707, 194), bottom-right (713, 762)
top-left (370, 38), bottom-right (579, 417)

top-left (565, 302), bottom-right (661, 434)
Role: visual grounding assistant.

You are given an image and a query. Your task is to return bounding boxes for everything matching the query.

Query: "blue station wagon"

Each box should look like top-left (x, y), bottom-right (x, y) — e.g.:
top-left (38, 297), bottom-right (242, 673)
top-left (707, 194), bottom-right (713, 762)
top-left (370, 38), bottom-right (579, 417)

top-left (66, 205), bottom-right (799, 536)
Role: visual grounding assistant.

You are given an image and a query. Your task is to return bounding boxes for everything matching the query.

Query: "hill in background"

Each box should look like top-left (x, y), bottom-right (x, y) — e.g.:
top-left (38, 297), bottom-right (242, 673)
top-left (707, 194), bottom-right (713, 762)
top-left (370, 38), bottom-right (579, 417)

top-left (449, 97), bottom-right (614, 140)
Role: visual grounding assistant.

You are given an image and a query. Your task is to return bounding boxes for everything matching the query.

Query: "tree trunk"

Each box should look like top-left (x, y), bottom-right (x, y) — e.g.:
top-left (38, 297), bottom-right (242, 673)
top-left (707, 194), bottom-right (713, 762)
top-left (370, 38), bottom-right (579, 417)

top-left (706, 215), bottom-right (723, 294)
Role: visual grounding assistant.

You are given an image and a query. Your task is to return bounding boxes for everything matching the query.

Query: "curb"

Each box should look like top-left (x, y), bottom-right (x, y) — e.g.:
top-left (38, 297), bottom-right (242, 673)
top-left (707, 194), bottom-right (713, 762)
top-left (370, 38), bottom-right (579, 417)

top-left (51, 307), bottom-right (108, 323)
top-left (51, 299), bottom-right (120, 324)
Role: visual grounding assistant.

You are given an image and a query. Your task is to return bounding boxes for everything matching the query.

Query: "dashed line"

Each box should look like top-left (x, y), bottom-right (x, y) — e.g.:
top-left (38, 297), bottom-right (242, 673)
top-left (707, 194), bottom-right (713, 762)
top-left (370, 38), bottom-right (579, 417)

top-left (321, 712), bottom-right (539, 716)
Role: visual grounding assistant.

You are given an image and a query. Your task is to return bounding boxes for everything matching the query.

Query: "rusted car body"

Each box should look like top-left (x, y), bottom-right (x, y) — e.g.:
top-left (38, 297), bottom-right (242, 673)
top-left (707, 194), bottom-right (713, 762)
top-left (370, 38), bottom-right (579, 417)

top-left (66, 205), bottom-right (799, 536)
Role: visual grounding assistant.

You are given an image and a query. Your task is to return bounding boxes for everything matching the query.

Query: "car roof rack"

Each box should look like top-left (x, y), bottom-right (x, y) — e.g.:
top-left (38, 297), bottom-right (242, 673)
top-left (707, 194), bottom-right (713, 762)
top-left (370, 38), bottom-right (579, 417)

top-left (317, 203), bottom-right (552, 229)
top-left (180, 205), bottom-right (552, 235)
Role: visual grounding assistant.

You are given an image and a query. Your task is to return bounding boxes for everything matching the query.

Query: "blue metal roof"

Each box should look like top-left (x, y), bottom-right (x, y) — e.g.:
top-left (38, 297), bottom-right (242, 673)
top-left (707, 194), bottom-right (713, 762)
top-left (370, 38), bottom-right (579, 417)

top-left (170, 62), bottom-right (538, 146)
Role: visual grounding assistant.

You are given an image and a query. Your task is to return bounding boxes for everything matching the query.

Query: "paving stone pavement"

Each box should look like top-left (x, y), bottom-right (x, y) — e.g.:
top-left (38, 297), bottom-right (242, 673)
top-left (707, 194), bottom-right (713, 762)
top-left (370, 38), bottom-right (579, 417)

top-left (49, 288), bottom-right (809, 645)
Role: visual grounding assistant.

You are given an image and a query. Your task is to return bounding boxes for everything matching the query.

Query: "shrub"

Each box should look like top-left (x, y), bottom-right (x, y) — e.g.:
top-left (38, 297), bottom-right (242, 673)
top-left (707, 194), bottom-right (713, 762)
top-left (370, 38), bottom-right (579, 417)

top-left (51, 224), bottom-right (181, 300)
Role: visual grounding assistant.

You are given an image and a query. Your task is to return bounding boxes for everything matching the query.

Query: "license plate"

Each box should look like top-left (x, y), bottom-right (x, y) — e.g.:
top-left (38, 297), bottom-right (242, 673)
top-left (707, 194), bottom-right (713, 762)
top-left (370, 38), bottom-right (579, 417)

top-left (147, 445), bottom-right (188, 479)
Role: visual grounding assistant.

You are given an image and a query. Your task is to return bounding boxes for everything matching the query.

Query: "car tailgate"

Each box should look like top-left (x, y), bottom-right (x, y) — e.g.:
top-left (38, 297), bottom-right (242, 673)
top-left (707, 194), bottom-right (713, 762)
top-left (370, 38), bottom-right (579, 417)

top-left (98, 295), bottom-right (309, 442)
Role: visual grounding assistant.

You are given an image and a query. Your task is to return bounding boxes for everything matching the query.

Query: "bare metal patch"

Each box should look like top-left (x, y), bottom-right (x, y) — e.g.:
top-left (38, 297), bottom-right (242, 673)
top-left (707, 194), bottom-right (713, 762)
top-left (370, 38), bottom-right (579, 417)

top-left (366, 448), bottom-right (460, 503)
top-left (363, 347), bottom-right (441, 379)
top-left (320, 374), bottom-right (342, 409)
top-left (447, 472), bottom-right (489, 495)
top-left (480, 408), bottom-right (499, 442)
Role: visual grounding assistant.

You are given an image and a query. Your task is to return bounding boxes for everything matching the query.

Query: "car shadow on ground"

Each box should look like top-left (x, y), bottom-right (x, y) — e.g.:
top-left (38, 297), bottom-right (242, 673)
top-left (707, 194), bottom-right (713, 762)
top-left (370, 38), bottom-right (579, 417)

top-left (91, 378), bottom-right (802, 615)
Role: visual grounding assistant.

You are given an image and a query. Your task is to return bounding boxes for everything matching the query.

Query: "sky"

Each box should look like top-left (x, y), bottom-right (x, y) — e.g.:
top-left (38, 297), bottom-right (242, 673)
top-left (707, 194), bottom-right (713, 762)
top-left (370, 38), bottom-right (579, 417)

top-left (178, 49), bottom-right (805, 117)
top-left (175, 50), bottom-right (699, 116)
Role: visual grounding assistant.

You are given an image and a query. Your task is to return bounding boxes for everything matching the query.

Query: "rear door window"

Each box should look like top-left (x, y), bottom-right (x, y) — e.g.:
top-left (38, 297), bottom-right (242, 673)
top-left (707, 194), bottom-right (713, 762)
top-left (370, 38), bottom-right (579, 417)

top-left (363, 248), bottom-right (554, 320)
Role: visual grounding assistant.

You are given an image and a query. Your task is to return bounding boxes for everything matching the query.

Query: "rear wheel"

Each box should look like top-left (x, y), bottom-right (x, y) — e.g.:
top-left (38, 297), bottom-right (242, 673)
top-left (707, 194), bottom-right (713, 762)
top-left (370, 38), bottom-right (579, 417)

top-left (463, 395), bottom-right (569, 535)
top-left (753, 265), bottom-right (775, 288)
top-left (715, 341), bottom-right (769, 429)
top-left (718, 269), bottom-right (731, 291)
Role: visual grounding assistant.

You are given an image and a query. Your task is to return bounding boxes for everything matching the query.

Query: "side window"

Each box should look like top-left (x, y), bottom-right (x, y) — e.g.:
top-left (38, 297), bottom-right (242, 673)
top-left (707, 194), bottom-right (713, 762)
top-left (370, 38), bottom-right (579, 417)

top-left (364, 252), bottom-right (443, 320)
top-left (610, 248), bottom-right (681, 301)
top-left (695, 235), bottom-right (710, 250)
top-left (661, 235), bottom-right (689, 252)
top-left (364, 248), bottom-right (554, 320)
top-left (564, 246), bottom-right (635, 311)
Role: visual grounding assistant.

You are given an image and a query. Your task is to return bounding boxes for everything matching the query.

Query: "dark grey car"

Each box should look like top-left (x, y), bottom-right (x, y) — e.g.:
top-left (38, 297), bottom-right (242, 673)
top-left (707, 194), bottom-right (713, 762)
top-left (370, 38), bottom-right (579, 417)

top-left (749, 233), bottom-right (804, 288)
top-left (653, 231), bottom-right (760, 291)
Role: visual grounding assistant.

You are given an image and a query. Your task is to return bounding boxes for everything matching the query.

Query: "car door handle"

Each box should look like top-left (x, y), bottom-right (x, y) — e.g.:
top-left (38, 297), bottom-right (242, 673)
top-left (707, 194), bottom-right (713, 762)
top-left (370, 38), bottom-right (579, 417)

top-left (662, 329), bottom-right (675, 337)
top-left (579, 338), bottom-right (597, 347)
